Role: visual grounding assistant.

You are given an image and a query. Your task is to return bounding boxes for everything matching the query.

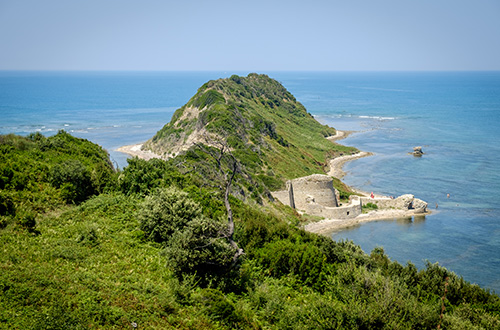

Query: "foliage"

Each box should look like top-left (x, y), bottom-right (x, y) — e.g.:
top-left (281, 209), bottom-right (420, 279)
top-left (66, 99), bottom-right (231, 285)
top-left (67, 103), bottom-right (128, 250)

top-left (363, 202), bottom-right (379, 212)
top-left (164, 216), bottom-right (236, 277)
top-left (189, 89), bottom-right (225, 109)
top-left (50, 159), bottom-right (93, 203)
top-left (118, 157), bottom-right (186, 196)
top-left (138, 187), bottom-right (237, 278)
top-left (145, 74), bottom-right (358, 198)
top-left (0, 132), bottom-right (115, 229)
top-left (137, 187), bottom-right (202, 243)
top-left (332, 176), bottom-right (360, 202)
top-left (2, 130), bottom-right (500, 328)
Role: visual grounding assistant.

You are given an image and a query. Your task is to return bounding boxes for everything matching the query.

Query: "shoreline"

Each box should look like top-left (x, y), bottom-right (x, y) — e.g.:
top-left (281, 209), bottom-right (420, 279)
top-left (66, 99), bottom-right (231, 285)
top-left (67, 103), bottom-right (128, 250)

top-left (304, 209), bottom-right (427, 235)
top-left (116, 130), bottom-right (430, 234)
top-left (327, 151), bottom-right (373, 179)
top-left (303, 130), bottom-right (430, 234)
top-left (116, 143), bottom-right (164, 161)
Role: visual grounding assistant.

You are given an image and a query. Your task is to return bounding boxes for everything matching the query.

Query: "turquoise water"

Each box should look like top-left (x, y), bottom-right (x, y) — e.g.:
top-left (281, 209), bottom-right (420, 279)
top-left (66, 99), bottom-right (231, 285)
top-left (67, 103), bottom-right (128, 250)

top-left (1, 71), bottom-right (499, 293)
top-left (276, 72), bottom-right (500, 293)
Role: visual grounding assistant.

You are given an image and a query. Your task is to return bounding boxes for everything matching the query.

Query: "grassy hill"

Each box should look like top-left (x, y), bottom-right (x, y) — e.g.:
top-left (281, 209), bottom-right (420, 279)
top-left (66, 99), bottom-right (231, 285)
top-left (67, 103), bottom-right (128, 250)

top-left (1, 75), bottom-right (500, 329)
top-left (144, 73), bottom-right (356, 186)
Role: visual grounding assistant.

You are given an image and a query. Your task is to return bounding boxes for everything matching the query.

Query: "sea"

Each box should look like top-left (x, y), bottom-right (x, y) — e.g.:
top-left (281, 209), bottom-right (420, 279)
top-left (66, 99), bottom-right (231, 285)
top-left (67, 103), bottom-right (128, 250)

top-left (1, 71), bottom-right (499, 293)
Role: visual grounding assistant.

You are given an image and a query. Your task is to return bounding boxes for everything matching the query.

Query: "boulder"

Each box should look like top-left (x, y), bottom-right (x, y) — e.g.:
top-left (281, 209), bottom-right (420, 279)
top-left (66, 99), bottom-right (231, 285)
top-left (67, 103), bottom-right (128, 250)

top-left (395, 194), bottom-right (415, 209)
top-left (412, 146), bottom-right (424, 157)
top-left (412, 198), bottom-right (428, 213)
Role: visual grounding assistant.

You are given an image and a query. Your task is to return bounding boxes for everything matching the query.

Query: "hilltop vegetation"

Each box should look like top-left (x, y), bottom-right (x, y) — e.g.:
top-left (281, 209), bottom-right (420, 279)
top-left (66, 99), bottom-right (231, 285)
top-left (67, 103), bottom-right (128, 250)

top-left (0, 131), bottom-right (115, 230)
top-left (145, 73), bottom-right (356, 192)
top-left (2, 75), bottom-right (500, 329)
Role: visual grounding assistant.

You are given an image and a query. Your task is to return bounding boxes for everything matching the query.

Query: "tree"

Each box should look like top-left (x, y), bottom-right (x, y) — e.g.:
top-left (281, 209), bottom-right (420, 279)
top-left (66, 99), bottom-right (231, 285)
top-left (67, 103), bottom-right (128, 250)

top-left (137, 186), bottom-right (238, 276)
top-left (194, 134), bottom-right (245, 267)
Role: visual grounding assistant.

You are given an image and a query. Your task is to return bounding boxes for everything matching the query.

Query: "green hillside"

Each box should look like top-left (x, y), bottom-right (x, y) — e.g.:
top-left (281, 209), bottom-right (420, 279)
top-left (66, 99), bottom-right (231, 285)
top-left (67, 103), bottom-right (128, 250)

top-left (145, 73), bottom-right (356, 184)
top-left (2, 76), bottom-right (500, 329)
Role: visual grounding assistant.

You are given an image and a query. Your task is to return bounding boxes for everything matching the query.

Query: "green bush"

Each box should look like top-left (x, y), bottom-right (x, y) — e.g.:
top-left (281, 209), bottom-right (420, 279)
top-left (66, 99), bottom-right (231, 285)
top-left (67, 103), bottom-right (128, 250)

top-left (118, 157), bottom-right (186, 195)
top-left (363, 202), bottom-right (379, 211)
top-left (0, 190), bottom-right (15, 216)
top-left (164, 216), bottom-right (235, 276)
top-left (50, 160), bottom-right (93, 203)
top-left (194, 288), bottom-right (242, 328)
top-left (16, 210), bottom-right (36, 230)
top-left (137, 187), bottom-right (201, 243)
top-left (191, 89), bottom-right (225, 109)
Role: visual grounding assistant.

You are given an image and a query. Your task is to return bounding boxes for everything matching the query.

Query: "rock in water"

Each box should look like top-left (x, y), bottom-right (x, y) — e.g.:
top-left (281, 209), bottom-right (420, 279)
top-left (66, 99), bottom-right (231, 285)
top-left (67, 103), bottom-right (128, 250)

top-left (412, 198), bottom-right (428, 213)
top-left (412, 146), bottom-right (424, 157)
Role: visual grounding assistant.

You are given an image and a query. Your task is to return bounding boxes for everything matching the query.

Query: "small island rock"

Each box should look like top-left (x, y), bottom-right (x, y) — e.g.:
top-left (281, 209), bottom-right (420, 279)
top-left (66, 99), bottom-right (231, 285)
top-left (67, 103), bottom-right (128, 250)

top-left (412, 146), bottom-right (424, 157)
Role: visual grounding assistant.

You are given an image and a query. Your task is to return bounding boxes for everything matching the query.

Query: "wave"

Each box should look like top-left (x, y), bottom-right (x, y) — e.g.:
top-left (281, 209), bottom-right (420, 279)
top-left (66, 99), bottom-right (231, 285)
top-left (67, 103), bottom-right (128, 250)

top-left (314, 114), bottom-right (398, 121)
top-left (359, 115), bottom-right (397, 120)
top-left (347, 86), bottom-right (413, 93)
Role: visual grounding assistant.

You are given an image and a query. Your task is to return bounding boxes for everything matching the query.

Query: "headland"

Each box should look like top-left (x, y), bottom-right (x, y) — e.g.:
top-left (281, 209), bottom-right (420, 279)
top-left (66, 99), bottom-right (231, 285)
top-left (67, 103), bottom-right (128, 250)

top-left (118, 129), bottom-right (431, 235)
top-left (272, 130), bottom-right (430, 234)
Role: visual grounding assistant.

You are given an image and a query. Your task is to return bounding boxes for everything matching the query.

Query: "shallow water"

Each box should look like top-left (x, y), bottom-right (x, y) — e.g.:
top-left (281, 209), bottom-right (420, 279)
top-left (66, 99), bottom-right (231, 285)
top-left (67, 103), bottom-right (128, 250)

top-left (275, 72), bottom-right (500, 293)
top-left (1, 71), bottom-right (499, 293)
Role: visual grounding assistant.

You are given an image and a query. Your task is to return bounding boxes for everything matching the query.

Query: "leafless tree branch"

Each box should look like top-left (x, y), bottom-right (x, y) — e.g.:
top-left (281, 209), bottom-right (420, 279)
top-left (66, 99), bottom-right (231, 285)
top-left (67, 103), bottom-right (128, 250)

top-left (193, 134), bottom-right (245, 267)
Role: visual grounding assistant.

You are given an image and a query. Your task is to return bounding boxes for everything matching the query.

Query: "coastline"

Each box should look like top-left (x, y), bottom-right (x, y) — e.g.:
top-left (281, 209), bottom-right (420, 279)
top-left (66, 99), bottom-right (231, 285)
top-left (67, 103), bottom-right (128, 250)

top-left (303, 130), bottom-right (430, 234)
top-left (116, 130), bottom-right (430, 235)
top-left (116, 143), bottom-right (164, 161)
top-left (304, 209), bottom-right (427, 235)
top-left (327, 151), bottom-right (372, 179)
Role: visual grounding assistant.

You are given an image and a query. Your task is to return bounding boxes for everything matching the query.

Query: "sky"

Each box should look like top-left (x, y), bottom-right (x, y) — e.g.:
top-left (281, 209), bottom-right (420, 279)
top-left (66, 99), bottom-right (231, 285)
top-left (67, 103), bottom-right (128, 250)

top-left (0, 0), bottom-right (499, 71)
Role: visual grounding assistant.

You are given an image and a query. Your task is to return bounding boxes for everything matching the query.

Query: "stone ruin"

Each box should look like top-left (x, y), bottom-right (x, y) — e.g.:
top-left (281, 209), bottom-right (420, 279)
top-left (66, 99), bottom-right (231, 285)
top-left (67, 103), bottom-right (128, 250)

top-left (272, 174), bottom-right (362, 219)
top-left (271, 174), bottom-right (428, 220)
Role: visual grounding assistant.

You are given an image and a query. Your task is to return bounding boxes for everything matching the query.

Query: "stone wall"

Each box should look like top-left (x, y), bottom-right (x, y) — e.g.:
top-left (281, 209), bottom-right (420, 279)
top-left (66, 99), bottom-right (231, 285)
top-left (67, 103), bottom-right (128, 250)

top-left (360, 194), bottom-right (428, 213)
top-left (288, 174), bottom-right (338, 209)
top-left (270, 174), bottom-right (363, 219)
top-left (304, 196), bottom-right (362, 219)
top-left (271, 175), bottom-right (428, 220)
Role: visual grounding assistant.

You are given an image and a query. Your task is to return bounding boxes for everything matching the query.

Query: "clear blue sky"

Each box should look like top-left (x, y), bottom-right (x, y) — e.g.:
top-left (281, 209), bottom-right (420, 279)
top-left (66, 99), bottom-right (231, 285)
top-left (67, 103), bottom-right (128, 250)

top-left (1, 0), bottom-right (499, 71)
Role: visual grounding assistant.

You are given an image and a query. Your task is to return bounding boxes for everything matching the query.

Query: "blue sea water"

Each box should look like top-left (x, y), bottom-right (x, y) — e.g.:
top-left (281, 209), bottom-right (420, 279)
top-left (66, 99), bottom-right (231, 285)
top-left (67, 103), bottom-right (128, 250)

top-left (1, 71), bottom-right (499, 293)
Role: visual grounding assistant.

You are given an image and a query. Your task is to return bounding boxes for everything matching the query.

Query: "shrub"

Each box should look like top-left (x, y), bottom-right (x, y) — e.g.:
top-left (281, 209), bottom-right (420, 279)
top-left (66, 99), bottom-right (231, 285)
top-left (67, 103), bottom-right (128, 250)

top-left (118, 158), bottom-right (185, 195)
top-left (50, 160), bottom-right (93, 203)
top-left (0, 191), bottom-right (15, 216)
top-left (17, 210), bottom-right (36, 230)
top-left (164, 216), bottom-right (235, 276)
top-left (194, 288), bottom-right (242, 328)
top-left (137, 187), bottom-right (202, 243)
top-left (363, 202), bottom-right (378, 212)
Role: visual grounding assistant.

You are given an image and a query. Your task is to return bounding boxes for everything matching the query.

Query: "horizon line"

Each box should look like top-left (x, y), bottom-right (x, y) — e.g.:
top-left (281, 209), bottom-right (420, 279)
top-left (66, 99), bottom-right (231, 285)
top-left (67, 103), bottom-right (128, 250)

top-left (1, 69), bottom-right (500, 73)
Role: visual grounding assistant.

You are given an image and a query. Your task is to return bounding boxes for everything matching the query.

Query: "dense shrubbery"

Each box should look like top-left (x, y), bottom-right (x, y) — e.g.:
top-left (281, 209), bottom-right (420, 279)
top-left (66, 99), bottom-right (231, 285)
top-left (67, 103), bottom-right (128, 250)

top-left (2, 132), bottom-right (500, 329)
top-left (0, 132), bottom-right (115, 229)
top-left (118, 157), bottom-right (186, 195)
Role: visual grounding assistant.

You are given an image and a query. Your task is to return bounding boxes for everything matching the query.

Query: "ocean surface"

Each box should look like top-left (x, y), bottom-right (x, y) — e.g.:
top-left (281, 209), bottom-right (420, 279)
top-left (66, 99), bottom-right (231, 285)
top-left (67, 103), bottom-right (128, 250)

top-left (1, 71), bottom-right (499, 293)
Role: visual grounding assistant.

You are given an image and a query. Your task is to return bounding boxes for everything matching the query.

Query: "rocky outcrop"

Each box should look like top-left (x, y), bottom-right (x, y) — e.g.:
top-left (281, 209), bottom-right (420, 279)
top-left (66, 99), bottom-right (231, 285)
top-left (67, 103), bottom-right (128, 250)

top-left (361, 194), bottom-right (428, 213)
top-left (412, 146), bottom-right (424, 157)
top-left (411, 197), bottom-right (428, 213)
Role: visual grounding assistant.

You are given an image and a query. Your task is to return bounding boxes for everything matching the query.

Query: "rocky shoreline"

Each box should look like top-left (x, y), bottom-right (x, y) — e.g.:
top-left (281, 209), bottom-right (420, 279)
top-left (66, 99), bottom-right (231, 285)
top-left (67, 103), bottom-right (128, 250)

top-left (116, 143), bottom-right (164, 161)
top-left (304, 130), bottom-right (430, 234)
top-left (117, 130), bottom-right (430, 235)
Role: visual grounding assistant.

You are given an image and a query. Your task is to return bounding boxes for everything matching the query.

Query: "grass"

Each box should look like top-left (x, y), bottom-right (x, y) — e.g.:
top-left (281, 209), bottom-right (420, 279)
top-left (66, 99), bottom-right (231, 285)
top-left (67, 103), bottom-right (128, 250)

top-left (145, 74), bottom-right (358, 193)
top-left (0, 193), bottom-right (224, 329)
top-left (362, 202), bottom-right (379, 213)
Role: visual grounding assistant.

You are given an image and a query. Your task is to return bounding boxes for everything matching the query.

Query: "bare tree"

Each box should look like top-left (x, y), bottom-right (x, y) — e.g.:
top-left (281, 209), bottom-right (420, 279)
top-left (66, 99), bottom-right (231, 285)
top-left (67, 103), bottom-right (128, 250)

top-left (194, 135), bottom-right (244, 266)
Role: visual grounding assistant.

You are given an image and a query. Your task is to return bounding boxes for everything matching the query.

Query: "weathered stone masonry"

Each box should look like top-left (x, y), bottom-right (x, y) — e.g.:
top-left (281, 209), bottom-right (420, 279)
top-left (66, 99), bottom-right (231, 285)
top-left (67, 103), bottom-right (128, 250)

top-left (272, 174), bottom-right (362, 220)
top-left (272, 174), bottom-right (428, 220)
